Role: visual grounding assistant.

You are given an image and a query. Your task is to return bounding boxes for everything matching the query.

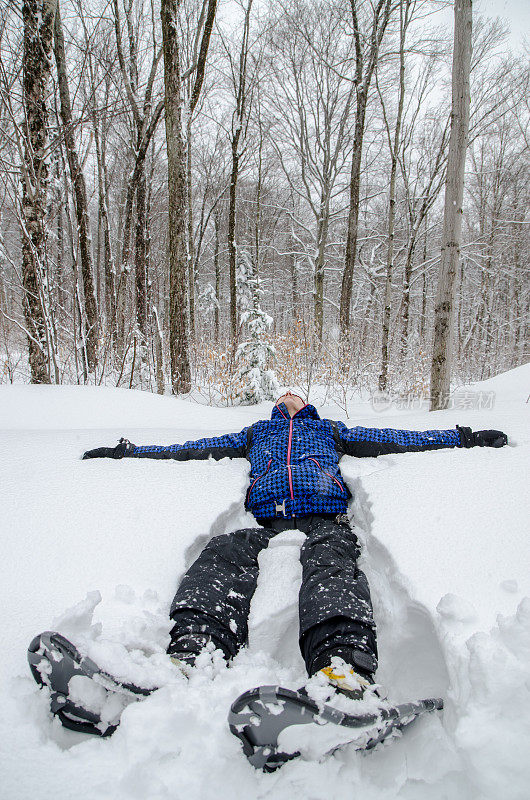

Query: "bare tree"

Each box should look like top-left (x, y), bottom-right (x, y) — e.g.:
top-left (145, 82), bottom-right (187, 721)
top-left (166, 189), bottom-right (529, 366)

top-left (53, 0), bottom-right (99, 372)
top-left (339, 0), bottom-right (392, 341)
top-left (184, 0), bottom-right (218, 339)
top-left (87, 52), bottom-right (116, 345)
top-left (161, 0), bottom-right (218, 392)
top-left (161, 0), bottom-right (191, 392)
top-left (0, 0), bottom-right (525, 397)
top-left (112, 0), bottom-right (164, 359)
top-left (399, 115), bottom-right (449, 360)
top-left (225, 0), bottom-right (254, 342)
top-left (430, 0), bottom-right (472, 410)
top-left (462, 73), bottom-right (529, 379)
top-left (378, 0), bottom-right (411, 391)
top-left (264, 0), bottom-right (356, 342)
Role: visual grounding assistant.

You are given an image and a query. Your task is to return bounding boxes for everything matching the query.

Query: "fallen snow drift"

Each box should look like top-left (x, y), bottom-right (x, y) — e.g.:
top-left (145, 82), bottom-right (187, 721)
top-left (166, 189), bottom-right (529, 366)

top-left (0, 365), bottom-right (529, 800)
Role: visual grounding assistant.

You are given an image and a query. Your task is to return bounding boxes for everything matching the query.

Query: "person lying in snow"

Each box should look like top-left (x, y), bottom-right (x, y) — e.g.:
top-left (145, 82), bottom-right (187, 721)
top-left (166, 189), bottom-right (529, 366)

top-left (83, 392), bottom-right (507, 700)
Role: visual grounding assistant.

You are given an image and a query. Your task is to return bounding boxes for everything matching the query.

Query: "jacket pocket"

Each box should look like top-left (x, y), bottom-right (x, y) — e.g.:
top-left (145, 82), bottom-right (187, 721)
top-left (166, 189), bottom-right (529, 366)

top-left (307, 457), bottom-right (346, 494)
top-left (246, 459), bottom-right (272, 503)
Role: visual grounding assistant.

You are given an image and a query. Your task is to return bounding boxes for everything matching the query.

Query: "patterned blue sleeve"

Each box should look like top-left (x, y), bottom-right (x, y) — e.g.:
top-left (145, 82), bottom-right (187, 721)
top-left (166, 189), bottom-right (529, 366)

top-left (128, 428), bottom-right (250, 461)
top-left (336, 421), bottom-right (461, 457)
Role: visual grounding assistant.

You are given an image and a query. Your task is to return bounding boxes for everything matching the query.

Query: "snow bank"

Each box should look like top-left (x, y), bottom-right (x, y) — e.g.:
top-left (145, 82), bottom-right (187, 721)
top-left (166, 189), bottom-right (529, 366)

top-left (1, 364), bottom-right (529, 800)
top-left (0, 383), bottom-right (268, 431)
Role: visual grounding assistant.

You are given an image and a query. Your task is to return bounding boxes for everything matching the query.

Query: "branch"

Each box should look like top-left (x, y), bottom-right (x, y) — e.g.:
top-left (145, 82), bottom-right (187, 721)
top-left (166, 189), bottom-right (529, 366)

top-left (112, 0), bottom-right (141, 126)
top-left (189, 0), bottom-right (217, 116)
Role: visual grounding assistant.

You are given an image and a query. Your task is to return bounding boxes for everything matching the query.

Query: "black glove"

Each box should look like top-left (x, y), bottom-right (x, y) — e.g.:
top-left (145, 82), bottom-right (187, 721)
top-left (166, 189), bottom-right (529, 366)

top-left (82, 438), bottom-right (136, 459)
top-left (457, 426), bottom-right (507, 448)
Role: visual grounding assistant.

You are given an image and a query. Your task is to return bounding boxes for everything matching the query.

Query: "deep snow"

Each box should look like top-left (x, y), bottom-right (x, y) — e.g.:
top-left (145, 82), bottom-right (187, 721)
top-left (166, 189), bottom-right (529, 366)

top-left (1, 364), bottom-right (529, 800)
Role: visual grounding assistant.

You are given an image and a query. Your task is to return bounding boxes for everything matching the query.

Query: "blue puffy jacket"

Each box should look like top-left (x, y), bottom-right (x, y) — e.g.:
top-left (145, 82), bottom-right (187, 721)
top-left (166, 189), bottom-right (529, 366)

top-left (127, 402), bottom-right (463, 520)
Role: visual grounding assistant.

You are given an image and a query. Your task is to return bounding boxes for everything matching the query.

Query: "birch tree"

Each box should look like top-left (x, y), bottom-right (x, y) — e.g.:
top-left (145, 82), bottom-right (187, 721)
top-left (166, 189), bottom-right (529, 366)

top-left (430, 0), bottom-right (472, 410)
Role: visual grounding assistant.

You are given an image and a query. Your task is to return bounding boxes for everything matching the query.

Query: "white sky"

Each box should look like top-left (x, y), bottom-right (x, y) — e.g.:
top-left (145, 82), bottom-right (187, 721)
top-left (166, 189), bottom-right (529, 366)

top-left (219, 0), bottom-right (529, 54)
top-left (475, 0), bottom-right (528, 50)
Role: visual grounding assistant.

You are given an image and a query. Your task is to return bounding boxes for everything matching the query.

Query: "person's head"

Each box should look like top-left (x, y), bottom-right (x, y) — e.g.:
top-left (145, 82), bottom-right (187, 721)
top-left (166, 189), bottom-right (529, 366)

top-left (276, 391), bottom-right (305, 417)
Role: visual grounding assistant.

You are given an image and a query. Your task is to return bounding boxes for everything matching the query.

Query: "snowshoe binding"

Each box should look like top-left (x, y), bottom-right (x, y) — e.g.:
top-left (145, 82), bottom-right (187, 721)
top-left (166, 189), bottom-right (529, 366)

top-left (317, 656), bottom-right (375, 700)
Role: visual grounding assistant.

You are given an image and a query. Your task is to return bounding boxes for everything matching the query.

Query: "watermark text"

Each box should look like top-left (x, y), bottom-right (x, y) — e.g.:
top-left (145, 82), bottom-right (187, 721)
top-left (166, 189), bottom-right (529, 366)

top-left (370, 390), bottom-right (496, 412)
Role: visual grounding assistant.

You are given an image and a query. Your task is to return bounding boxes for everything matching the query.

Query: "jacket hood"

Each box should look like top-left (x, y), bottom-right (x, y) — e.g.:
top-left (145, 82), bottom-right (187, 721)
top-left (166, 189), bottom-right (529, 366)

top-left (271, 402), bottom-right (321, 421)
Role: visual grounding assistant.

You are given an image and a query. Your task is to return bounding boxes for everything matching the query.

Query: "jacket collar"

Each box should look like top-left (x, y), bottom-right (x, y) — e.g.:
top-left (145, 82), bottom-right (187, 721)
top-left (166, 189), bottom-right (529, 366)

top-left (271, 402), bottom-right (321, 421)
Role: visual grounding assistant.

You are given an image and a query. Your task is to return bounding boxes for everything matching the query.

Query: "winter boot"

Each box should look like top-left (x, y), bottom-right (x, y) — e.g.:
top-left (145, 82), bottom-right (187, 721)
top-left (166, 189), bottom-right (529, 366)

top-left (169, 652), bottom-right (198, 678)
top-left (167, 632), bottom-right (225, 677)
top-left (168, 633), bottom-right (203, 675)
top-left (317, 656), bottom-right (374, 700)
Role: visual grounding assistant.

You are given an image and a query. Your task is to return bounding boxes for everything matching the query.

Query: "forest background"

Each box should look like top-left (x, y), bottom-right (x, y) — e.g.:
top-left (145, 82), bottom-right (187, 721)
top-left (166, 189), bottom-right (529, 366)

top-left (0, 0), bottom-right (528, 409)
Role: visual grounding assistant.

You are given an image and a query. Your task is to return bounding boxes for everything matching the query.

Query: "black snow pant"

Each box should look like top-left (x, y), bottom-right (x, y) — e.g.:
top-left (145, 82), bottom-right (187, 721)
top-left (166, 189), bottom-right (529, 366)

top-left (168, 515), bottom-right (378, 678)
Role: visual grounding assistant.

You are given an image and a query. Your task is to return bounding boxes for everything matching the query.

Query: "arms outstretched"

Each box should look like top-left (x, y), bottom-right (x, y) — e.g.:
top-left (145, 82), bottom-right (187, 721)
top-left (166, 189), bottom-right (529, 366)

top-left (82, 429), bottom-right (251, 461)
top-left (334, 423), bottom-right (507, 458)
top-left (82, 423), bottom-right (507, 462)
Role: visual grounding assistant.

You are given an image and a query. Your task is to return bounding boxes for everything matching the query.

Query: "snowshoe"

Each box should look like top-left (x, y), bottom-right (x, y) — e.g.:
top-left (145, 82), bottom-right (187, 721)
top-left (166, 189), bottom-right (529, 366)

top-left (228, 684), bottom-right (444, 771)
top-left (28, 631), bottom-right (155, 736)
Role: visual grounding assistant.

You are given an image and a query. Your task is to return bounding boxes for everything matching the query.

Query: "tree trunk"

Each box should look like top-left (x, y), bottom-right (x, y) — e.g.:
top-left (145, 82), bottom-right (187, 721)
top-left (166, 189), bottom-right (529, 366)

top-left (288, 227), bottom-right (300, 324)
top-left (228, 135), bottom-right (240, 341)
top-left (400, 237), bottom-right (417, 360)
top-left (21, 0), bottom-right (59, 384)
top-left (314, 193), bottom-right (330, 343)
top-left (115, 105), bottom-right (163, 355)
top-left (53, 1), bottom-right (99, 372)
top-left (55, 130), bottom-right (88, 379)
top-left (339, 96), bottom-right (366, 339)
top-left (152, 305), bottom-right (166, 394)
top-left (135, 170), bottom-right (148, 339)
top-left (186, 117), bottom-right (196, 339)
top-left (379, 0), bottom-right (409, 392)
top-left (227, 0), bottom-right (253, 343)
top-left (419, 215), bottom-right (428, 343)
top-left (186, 0), bottom-right (218, 339)
top-left (430, 0), bottom-right (472, 411)
top-left (93, 111), bottom-right (116, 338)
top-left (161, 0), bottom-right (191, 393)
top-left (339, 0), bottom-right (392, 341)
top-left (214, 205), bottom-right (221, 341)
top-left (54, 150), bottom-right (65, 314)
top-left (116, 167), bottom-right (135, 354)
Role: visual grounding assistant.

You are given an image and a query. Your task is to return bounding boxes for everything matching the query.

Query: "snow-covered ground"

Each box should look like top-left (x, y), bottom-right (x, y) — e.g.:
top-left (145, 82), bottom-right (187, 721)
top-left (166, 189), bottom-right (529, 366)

top-left (1, 365), bottom-right (529, 800)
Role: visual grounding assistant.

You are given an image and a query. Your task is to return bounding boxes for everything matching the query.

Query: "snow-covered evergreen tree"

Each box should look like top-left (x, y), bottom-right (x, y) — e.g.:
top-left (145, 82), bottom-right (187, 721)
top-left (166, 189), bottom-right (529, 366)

top-left (235, 250), bottom-right (279, 404)
top-left (235, 254), bottom-right (252, 315)
top-left (198, 283), bottom-right (219, 317)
